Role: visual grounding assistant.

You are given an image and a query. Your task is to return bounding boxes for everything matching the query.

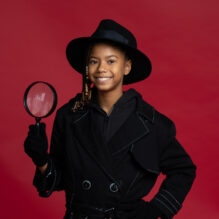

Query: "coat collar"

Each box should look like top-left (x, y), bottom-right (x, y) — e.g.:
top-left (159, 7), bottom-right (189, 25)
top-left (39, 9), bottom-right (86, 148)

top-left (86, 87), bottom-right (155, 124)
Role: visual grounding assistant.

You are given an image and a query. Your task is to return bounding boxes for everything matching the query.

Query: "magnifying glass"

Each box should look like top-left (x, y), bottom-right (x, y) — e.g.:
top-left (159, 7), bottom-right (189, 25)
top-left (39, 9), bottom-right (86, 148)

top-left (23, 81), bottom-right (57, 127)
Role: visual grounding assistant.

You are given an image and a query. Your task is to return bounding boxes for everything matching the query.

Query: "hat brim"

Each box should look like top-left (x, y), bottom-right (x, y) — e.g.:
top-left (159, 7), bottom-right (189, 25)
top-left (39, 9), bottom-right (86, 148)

top-left (66, 37), bottom-right (152, 84)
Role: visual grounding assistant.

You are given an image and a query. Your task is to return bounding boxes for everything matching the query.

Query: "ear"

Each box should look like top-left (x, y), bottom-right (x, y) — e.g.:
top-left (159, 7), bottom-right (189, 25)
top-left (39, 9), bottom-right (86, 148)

top-left (124, 59), bottom-right (132, 76)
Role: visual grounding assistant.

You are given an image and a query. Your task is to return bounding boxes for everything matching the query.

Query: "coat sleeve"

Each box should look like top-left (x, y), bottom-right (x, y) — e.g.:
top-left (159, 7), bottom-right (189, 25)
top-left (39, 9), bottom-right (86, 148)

top-left (33, 108), bottom-right (65, 197)
top-left (149, 113), bottom-right (197, 219)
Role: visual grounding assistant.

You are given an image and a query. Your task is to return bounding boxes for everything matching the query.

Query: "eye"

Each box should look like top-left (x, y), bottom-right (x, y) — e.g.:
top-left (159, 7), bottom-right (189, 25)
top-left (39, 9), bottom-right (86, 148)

top-left (89, 60), bottom-right (97, 64)
top-left (108, 59), bottom-right (115, 64)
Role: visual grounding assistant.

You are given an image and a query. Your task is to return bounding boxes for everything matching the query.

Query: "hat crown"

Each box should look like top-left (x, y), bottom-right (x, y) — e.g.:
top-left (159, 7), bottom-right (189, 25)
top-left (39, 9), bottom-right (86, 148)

top-left (91, 19), bottom-right (137, 48)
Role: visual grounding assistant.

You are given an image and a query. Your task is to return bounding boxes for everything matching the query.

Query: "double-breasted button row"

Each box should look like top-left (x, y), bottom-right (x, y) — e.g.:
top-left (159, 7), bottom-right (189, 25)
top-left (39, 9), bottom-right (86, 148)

top-left (81, 180), bottom-right (119, 193)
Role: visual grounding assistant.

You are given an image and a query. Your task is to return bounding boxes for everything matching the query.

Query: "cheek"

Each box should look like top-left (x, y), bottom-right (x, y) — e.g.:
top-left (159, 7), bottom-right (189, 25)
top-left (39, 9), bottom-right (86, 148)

top-left (88, 66), bottom-right (96, 76)
top-left (116, 65), bottom-right (126, 76)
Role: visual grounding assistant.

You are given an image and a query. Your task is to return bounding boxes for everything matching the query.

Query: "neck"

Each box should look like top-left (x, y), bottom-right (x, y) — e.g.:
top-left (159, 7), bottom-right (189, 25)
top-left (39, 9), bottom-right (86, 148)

top-left (96, 88), bottom-right (123, 115)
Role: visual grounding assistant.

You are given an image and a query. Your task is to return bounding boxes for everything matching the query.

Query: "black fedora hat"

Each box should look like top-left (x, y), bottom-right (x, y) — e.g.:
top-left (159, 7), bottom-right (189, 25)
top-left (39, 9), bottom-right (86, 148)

top-left (66, 19), bottom-right (152, 84)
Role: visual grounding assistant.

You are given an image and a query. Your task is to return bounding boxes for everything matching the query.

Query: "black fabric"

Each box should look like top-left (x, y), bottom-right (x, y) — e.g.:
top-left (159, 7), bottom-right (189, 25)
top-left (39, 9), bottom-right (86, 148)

top-left (64, 199), bottom-right (163, 219)
top-left (33, 158), bottom-right (53, 192)
top-left (24, 122), bottom-right (49, 167)
top-left (117, 199), bottom-right (164, 219)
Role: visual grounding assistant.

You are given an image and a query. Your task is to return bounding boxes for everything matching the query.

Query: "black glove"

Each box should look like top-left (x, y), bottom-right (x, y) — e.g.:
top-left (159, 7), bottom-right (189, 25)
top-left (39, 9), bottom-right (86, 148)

top-left (24, 122), bottom-right (49, 167)
top-left (117, 199), bottom-right (163, 219)
top-left (146, 202), bottom-right (165, 219)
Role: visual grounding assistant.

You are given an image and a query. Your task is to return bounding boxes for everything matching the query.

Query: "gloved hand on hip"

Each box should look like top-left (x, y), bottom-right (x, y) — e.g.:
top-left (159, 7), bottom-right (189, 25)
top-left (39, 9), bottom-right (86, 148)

top-left (118, 199), bottom-right (163, 219)
top-left (24, 122), bottom-right (49, 167)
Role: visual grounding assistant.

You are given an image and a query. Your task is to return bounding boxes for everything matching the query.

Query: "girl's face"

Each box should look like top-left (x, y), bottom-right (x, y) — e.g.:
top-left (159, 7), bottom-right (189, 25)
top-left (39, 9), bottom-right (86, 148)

top-left (88, 42), bottom-right (132, 94)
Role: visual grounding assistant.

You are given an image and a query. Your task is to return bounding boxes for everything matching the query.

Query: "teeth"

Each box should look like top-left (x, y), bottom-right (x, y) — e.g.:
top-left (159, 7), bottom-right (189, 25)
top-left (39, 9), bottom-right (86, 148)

top-left (96, 77), bottom-right (112, 81)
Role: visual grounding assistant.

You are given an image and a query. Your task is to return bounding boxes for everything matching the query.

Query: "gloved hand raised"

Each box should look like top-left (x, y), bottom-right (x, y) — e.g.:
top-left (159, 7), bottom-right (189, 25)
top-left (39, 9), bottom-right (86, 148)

top-left (24, 122), bottom-right (49, 167)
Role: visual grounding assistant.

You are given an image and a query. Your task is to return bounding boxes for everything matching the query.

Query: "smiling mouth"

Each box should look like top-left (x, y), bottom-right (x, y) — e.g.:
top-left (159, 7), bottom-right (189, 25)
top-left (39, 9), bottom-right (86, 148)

top-left (95, 77), bottom-right (113, 82)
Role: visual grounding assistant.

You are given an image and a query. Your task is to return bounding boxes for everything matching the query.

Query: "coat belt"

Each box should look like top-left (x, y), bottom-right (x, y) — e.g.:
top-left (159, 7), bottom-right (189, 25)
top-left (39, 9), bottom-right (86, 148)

top-left (65, 199), bottom-right (144, 219)
top-left (65, 202), bottom-right (120, 219)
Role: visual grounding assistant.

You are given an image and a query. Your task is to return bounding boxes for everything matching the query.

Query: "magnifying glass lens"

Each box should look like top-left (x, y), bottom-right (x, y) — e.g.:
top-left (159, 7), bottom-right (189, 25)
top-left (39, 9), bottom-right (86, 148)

top-left (26, 83), bottom-right (54, 117)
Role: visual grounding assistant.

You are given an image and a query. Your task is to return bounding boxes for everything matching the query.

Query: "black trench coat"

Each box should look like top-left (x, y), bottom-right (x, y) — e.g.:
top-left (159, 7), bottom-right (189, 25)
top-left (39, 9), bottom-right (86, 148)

top-left (33, 90), bottom-right (196, 219)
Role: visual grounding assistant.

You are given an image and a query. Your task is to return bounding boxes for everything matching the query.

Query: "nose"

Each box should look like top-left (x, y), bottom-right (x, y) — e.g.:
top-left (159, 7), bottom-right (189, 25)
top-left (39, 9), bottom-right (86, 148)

top-left (97, 61), bottom-right (107, 73)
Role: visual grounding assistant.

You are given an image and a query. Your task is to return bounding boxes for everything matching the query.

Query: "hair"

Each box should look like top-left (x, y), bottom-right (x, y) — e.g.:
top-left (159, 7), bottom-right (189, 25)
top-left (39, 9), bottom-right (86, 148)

top-left (72, 39), bottom-right (131, 113)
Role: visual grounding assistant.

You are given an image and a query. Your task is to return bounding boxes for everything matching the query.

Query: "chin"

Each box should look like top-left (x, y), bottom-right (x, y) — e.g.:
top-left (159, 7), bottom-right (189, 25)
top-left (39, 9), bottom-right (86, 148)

top-left (95, 86), bottom-right (112, 92)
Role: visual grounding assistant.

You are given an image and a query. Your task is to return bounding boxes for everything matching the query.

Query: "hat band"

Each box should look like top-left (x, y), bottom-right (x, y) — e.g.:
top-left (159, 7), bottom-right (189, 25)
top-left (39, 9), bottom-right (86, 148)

top-left (92, 30), bottom-right (129, 45)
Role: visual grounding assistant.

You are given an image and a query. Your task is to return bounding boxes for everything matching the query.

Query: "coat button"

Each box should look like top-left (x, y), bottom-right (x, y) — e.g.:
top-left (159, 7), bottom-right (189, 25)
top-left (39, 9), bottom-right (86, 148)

top-left (82, 180), bottom-right (91, 190)
top-left (109, 183), bottom-right (119, 192)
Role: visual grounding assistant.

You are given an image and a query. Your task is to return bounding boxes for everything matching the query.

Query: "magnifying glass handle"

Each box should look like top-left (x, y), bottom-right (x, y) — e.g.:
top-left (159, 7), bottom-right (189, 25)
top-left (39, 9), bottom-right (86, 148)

top-left (35, 117), bottom-right (41, 136)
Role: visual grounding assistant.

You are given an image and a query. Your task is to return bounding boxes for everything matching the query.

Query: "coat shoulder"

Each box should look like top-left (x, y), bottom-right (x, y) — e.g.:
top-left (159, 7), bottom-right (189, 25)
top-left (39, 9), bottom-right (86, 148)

top-left (153, 108), bottom-right (177, 149)
top-left (137, 97), bottom-right (176, 144)
top-left (137, 96), bottom-right (175, 129)
top-left (155, 109), bottom-right (175, 130)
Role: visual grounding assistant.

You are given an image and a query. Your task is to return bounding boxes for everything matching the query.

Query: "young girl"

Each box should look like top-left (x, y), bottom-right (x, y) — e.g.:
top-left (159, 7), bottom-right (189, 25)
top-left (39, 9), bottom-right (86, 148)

top-left (24, 19), bottom-right (196, 219)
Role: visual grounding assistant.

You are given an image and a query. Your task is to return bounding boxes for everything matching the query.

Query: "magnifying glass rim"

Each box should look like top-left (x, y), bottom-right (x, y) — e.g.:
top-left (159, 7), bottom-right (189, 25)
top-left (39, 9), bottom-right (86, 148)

top-left (23, 81), bottom-right (57, 119)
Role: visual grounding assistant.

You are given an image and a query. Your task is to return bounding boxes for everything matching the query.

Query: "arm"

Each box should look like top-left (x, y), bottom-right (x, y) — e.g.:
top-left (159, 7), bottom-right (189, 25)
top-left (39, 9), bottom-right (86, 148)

top-left (32, 109), bottom-right (65, 197)
top-left (149, 119), bottom-right (197, 218)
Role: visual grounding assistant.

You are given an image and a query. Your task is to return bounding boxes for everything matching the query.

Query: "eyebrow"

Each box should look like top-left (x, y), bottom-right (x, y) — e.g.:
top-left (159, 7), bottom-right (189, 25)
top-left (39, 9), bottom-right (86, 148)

top-left (89, 55), bottom-right (118, 59)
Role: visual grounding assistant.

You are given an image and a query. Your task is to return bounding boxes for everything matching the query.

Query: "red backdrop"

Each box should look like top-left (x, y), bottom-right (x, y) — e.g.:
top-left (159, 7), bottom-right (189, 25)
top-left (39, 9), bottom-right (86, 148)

top-left (0, 0), bottom-right (218, 218)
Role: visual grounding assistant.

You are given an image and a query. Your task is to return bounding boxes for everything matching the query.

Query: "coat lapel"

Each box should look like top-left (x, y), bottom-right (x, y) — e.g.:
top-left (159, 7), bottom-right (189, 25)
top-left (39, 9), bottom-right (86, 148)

top-left (107, 95), bottom-right (155, 155)
top-left (107, 96), bottom-right (160, 174)
top-left (131, 99), bottom-right (160, 174)
top-left (107, 111), bottom-right (150, 156)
